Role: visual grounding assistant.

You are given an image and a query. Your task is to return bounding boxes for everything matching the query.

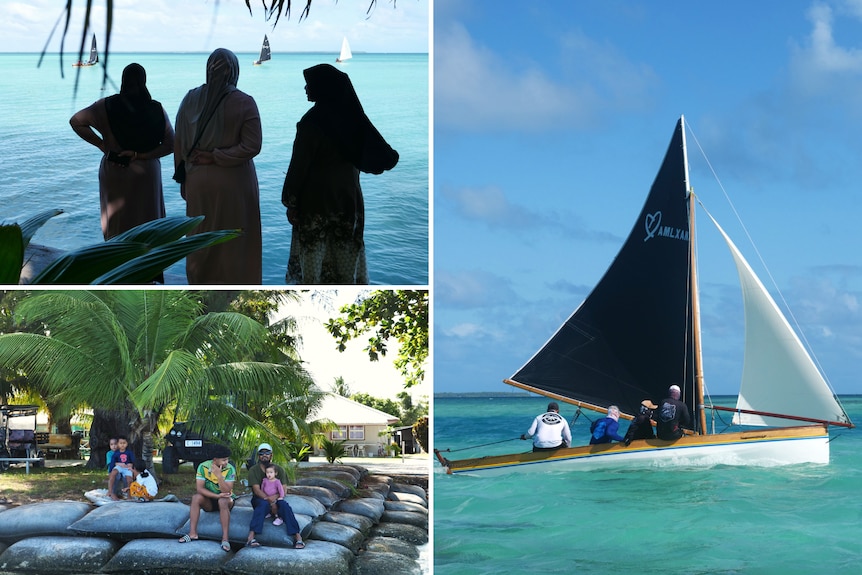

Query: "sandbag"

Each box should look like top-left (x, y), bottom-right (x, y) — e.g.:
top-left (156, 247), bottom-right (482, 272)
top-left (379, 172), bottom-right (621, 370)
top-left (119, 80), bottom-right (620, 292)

top-left (100, 538), bottom-right (231, 574)
top-left (68, 500), bottom-right (191, 540)
top-left (0, 536), bottom-right (120, 573)
top-left (222, 540), bottom-right (352, 575)
top-left (0, 501), bottom-right (91, 544)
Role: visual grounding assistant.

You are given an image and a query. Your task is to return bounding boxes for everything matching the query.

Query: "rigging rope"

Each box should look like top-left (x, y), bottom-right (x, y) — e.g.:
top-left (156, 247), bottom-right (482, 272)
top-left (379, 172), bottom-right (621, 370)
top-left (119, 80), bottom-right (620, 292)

top-left (437, 437), bottom-right (522, 453)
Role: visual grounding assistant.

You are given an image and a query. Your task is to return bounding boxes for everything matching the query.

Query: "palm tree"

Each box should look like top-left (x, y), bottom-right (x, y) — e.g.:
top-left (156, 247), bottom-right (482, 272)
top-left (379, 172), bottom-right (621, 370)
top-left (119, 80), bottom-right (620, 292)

top-left (331, 376), bottom-right (351, 397)
top-left (0, 290), bottom-right (314, 471)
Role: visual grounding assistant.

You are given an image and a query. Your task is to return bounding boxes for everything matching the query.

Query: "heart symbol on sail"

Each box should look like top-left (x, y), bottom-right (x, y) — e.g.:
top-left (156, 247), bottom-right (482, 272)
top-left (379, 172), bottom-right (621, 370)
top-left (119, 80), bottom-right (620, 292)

top-left (644, 211), bottom-right (662, 242)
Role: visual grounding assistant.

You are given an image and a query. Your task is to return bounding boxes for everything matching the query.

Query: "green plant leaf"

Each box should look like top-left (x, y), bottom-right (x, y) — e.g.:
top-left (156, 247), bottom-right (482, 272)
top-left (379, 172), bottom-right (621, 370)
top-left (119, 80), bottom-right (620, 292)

top-left (0, 224), bottom-right (25, 284)
top-left (31, 242), bottom-right (151, 284)
top-left (93, 229), bottom-right (241, 284)
top-left (108, 215), bottom-right (206, 245)
top-left (16, 209), bottom-right (65, 247)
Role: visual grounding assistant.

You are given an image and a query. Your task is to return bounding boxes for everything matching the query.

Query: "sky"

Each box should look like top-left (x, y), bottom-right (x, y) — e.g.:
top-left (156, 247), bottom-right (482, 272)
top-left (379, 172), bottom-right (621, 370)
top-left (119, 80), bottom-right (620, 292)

top-left (274, 290), bottom-right (429, 404)
top-left (0, 0), bottom-right (428, 54)
top-left (434, 0), bottom-right (862, 395)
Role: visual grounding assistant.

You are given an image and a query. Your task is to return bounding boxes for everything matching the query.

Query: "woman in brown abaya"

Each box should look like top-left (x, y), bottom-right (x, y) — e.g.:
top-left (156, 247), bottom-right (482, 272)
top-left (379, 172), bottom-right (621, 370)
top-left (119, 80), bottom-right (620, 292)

top-left (70, 63), bottom-right (173, 241)
top-left (282, 63), bottom-right (398, 284)
top-left (174, 48), bottom-right (262, 285)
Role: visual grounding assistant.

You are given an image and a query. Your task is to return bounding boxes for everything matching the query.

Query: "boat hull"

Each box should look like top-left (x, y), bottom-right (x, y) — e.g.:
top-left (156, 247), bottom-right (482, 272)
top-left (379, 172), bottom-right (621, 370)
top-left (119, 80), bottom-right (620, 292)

top-left (435, 425), bottom-right (830, 476)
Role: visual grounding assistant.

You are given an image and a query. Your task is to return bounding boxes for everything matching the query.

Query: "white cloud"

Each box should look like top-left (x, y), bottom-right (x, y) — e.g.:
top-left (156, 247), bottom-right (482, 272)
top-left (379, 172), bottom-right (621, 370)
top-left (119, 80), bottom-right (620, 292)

top-left (434, 21), bottom-right (656, 134)
top-left (434, 22), bottom-right (586, 132)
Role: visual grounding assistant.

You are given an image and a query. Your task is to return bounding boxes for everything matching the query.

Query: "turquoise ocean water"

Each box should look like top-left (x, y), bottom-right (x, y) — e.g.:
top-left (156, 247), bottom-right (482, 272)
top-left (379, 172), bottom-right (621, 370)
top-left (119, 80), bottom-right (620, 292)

top-left (434, 395), bottom-right (862, 574)
top-left (0, 52), bottom-right (428, 285)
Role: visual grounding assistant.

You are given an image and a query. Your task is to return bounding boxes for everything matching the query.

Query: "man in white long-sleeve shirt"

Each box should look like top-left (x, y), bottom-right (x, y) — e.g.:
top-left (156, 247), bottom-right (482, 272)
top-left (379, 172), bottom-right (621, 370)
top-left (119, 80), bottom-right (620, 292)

top-left (521, 401), bottom-right (572, 451)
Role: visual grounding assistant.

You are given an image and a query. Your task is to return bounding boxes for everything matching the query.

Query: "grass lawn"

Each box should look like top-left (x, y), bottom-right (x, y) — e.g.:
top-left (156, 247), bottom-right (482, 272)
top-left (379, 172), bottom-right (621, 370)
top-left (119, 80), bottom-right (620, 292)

top-left (0, 462), bottom-right (234, 507)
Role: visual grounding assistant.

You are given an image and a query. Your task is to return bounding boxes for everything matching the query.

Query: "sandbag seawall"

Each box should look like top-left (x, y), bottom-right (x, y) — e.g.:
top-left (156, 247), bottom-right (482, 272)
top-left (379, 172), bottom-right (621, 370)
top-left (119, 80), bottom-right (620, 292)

top-left (0, 463), bottom-right (428, 575)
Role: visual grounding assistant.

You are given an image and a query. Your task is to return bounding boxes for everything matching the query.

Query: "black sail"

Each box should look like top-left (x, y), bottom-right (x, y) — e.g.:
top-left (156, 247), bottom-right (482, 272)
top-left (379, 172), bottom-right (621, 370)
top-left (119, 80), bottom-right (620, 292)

top-left (508, 118), bottom-right (697, 424)
top-left (259, 35), bottom-right (271, 63)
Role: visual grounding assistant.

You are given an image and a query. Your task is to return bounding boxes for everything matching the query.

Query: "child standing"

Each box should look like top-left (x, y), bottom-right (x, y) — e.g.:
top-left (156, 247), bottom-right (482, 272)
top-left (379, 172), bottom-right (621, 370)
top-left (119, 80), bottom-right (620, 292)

top-left (261, 463), bottom-right (286, 525)
top-left (127, 460), bottom-right (158, 501)
top-left (108, 436), bottom-right (135, 500)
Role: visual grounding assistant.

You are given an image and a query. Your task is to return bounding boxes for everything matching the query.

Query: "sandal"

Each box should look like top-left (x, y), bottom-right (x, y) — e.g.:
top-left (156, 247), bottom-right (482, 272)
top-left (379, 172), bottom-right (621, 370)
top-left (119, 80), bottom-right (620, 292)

top-left (246, 539), bottom-right (261, 548)
top-left (178, 534), bottom-right (198, 543)
top-left (221, 541), bottom-right (231, 552)
top-left (294, 540), bottom-right (305, 549)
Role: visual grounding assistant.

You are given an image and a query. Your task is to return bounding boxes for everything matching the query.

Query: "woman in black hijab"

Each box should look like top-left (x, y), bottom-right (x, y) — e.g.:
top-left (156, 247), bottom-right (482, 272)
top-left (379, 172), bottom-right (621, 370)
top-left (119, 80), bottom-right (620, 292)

top-left (70, 63), bottom-right (174, 242)
top-left (282, 63), bottom-right (398, 284)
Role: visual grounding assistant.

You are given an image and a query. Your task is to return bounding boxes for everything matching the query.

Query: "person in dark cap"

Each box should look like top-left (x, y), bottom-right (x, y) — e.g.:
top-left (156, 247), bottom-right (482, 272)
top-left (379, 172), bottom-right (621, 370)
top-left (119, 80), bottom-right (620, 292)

top-left (624, 400), bottom-right (658, 445)
top-left (244, 442), bottom-right (304, 549)
top-left (282, 63), bottom-right (399, 284)
top-left (178, 444), bottom-right (236, 551)
top-left (521, 401), bottom-right (572, 451)
top-left (656, 384), bottom-right (691, 440)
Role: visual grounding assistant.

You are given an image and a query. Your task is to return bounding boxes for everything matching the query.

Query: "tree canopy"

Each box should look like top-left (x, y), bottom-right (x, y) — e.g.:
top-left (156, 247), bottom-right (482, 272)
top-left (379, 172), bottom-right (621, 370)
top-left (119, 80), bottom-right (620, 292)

top-left (325, 290), bottom-right (428, 388)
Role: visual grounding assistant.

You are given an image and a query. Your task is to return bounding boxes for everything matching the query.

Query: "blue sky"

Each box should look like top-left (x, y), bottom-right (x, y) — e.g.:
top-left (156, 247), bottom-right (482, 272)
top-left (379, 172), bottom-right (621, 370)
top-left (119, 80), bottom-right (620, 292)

top-left (434, 0), bottom-right (862, 395)
top-left (0, 0), bottom-right (428, 54)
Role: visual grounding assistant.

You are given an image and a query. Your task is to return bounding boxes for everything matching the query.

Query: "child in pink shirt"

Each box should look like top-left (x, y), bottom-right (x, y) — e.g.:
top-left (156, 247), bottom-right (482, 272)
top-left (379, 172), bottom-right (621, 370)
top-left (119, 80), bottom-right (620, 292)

top-left (261, 463), bottom-right (285, 525)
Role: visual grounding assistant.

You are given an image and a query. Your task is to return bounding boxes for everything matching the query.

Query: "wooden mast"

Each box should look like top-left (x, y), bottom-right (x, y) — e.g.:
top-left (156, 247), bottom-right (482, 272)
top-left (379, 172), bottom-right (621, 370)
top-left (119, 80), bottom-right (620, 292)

top-left (682, 116), bottom-right (708, 435)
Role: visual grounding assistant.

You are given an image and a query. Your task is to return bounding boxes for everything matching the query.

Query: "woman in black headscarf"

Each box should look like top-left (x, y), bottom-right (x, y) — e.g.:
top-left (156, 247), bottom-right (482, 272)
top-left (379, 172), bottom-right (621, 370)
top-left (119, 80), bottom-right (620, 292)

top-left (282, 63), bottom-right (398, 284)
top-left (70, 63), bottom-right (174, 241)
top-left (175, 48), bottom-right (263, 284)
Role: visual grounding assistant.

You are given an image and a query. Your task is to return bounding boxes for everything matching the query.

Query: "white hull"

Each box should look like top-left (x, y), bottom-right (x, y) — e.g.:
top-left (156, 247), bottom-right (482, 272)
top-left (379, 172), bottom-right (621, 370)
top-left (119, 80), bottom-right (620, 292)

top-left (436, 425), bottom-right (830, 476)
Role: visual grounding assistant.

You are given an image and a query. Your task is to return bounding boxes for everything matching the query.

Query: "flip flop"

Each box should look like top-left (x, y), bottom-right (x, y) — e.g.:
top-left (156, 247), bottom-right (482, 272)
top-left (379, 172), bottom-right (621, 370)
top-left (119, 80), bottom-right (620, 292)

top-left (178, 534), bottom-right (198, 543)
top-left (294, 540), bottom-right (305, 549)
top-left (221, 541), bottom-right (231, 552)
top-left (246, 539), bottom-right (261, 548)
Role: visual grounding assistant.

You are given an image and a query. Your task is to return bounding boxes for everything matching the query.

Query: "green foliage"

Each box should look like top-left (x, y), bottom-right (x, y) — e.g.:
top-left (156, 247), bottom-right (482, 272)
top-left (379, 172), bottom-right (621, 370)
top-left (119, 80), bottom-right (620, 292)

top-left (0, 290), bottom-right (315, 469)
top-left (412, 416), bottom-right (428, 453)
top-left (2, 210), bottom-right (240, 285)
top-left (351, 393), bottom-right (400, 418)
top-left (326, 290), bottom-right (428, 388)
top-left (321, 438), bottom-right (348, 464)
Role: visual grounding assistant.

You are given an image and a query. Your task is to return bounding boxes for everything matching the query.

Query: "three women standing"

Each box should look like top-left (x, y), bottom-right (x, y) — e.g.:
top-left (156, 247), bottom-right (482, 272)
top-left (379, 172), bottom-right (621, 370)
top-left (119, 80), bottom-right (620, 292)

top-left (70, 63), bottom-right (173, 240)
top-left (174, 48), bottom-right (263, 284)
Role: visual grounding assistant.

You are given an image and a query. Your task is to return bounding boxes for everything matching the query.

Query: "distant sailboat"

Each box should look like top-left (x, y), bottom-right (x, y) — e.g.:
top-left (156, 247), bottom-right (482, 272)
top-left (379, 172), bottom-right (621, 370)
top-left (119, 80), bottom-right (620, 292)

top-left (72, 34), bottom-right (99, 67)
top-left (253, 34), bottom-right (271, 66)
top-left (335, 36), bottom-right (352, 63)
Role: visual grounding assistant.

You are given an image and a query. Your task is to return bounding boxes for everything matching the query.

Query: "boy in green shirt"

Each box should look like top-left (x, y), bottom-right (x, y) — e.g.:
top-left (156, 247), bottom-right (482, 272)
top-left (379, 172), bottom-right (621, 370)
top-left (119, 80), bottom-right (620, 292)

top-left (178, 444), bottom-right (236, 551)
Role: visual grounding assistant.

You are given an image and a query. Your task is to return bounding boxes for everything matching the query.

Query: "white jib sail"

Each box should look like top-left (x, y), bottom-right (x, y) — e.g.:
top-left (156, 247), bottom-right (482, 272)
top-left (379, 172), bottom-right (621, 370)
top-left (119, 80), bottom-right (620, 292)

top-left (708, 214), bottom-right (848, 427)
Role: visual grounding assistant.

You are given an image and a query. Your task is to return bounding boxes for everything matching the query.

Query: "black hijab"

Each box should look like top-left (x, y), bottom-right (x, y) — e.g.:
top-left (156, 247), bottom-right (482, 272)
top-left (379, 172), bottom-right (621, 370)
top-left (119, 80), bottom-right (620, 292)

top-left (105, 63), bottom-right (165, 152)
top-left (302, 63), bottom-right (398, 174)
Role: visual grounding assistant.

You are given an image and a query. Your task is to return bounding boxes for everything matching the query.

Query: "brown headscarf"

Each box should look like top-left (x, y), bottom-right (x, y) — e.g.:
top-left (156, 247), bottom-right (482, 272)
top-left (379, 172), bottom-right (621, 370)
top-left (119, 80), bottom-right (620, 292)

top-left (198, 48), bottom-right (239, 128)
top-left (301, 63), bottom-right (398, 174)
top-left (175, 49), bottom-right (240, 160)
top-left (105, 63), bottom-right (165, 152)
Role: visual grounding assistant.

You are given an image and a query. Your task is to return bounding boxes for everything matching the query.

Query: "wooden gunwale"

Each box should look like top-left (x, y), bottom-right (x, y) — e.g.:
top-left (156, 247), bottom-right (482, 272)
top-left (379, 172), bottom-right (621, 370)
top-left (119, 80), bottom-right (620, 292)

top-left (435, 424), bottom-right (828, 474)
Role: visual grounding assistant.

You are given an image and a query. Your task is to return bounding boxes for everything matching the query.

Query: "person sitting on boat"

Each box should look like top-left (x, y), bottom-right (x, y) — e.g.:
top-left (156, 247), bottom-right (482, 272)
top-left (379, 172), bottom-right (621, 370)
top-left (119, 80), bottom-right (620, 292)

top-left (520, 401), bottom-right (572, 452)
top-left (589, 405), bottom-right (626, 445)
top-left (656, 384), bottom-right (691, 440)
top-left (623, 400), bottom-right (658, 445)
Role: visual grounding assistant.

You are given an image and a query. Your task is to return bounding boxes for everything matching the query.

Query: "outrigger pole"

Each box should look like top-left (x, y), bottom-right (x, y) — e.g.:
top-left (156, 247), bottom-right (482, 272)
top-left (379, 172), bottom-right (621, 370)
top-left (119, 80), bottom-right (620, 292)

top-left (710, 405), bottom-right (854, 428)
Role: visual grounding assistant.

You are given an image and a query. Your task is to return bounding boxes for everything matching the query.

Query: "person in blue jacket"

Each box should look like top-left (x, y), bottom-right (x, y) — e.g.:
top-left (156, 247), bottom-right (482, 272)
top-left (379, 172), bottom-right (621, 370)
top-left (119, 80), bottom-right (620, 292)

top-left (589, 405), bottom-right (626, 445)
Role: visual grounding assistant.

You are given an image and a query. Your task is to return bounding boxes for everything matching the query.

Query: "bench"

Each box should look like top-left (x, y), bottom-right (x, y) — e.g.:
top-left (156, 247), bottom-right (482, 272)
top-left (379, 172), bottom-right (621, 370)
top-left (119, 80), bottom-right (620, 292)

top-left (0, 457), bottom-right (43, 474)
top-left (37, 433), bottom-right (81, 459)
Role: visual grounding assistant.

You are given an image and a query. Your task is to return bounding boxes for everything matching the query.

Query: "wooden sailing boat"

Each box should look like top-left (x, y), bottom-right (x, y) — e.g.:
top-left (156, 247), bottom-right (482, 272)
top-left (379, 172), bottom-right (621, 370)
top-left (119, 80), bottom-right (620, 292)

top-left (72, 34), bottom-right (99, 67)
top-left (435, 116), bottom-right (854, 476)
top-left (335, 36), bottom-right (352, 63)
top-left (252, 34), bottom-right (271, 66)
